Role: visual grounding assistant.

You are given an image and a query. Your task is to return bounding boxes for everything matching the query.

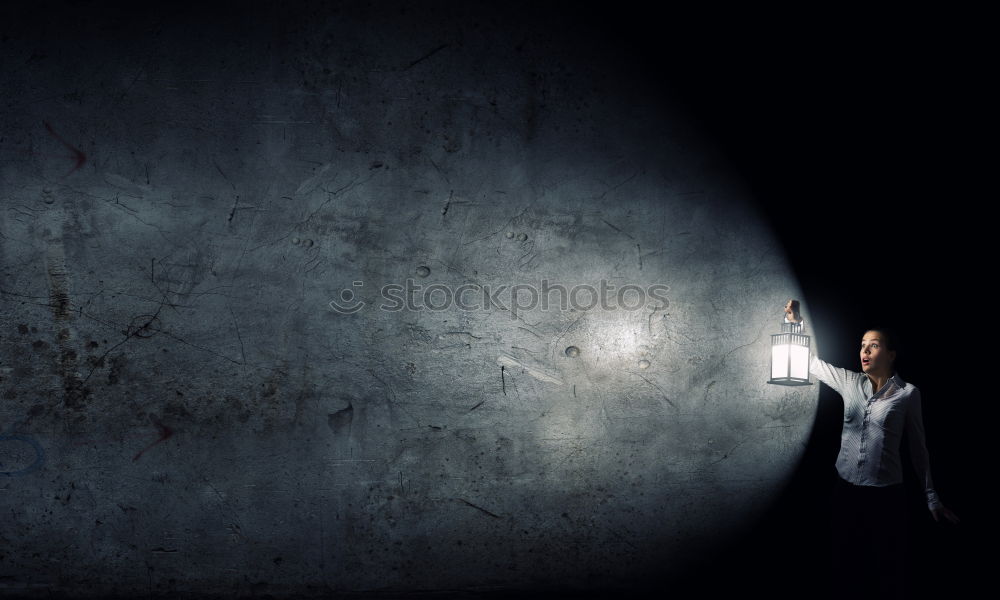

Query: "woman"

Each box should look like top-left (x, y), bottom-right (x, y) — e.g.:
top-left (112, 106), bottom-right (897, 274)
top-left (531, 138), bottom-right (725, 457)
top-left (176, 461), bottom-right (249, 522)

top-left (785, 301), bottom-right (959, 597)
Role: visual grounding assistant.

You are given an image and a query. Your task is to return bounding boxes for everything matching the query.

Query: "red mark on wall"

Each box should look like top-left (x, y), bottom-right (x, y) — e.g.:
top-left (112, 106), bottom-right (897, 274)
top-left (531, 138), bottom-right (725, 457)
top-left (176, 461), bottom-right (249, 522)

top-left (133, 414), bottom-right (173, 461)
top-left (43, 121), bottom-right (87, 176)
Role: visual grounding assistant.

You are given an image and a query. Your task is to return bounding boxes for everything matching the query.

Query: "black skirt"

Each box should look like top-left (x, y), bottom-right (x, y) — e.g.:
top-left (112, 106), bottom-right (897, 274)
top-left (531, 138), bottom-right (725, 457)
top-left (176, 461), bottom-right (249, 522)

top-left (828, 472), bottom-right (909, 599)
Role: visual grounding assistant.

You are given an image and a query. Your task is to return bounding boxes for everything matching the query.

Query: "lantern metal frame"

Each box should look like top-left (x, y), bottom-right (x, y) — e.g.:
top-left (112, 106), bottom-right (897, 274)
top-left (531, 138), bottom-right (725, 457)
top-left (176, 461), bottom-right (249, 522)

top-left (768, 321), bottom-right (813, 386)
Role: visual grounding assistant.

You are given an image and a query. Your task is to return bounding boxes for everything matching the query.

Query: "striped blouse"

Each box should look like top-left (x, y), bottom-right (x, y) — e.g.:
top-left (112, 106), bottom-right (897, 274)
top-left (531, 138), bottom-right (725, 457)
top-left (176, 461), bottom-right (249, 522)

top-left (809, 355), bottom-right (942, 510)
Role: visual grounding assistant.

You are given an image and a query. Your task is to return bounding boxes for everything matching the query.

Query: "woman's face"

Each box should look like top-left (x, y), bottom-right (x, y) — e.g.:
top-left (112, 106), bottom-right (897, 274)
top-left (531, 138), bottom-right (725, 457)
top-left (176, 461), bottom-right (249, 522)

top-left (860, 331), bottom-right (896, 374)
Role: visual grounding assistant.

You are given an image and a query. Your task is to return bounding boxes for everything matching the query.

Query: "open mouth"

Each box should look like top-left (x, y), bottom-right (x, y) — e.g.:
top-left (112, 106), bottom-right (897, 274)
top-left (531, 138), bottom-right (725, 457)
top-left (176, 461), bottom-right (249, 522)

top-left (862, 359), bottom-right (871, 366)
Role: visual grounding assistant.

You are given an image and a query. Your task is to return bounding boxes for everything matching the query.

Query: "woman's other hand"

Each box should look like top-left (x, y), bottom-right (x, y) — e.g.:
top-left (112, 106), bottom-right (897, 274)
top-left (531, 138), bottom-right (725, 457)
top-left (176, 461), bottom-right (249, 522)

top-left (931, 504), bottom-right (961, 525)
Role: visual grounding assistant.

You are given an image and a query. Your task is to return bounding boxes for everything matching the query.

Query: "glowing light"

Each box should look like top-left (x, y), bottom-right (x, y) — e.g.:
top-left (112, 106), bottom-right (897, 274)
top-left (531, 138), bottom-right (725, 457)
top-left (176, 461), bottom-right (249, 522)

top-left (768, 322), bottom-right (812, 386)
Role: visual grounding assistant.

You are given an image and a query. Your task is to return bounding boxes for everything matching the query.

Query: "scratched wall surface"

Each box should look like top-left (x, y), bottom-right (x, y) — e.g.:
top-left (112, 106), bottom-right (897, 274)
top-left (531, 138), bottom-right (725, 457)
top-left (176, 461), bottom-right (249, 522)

top-left (0, 1), bottom-right (817, 597)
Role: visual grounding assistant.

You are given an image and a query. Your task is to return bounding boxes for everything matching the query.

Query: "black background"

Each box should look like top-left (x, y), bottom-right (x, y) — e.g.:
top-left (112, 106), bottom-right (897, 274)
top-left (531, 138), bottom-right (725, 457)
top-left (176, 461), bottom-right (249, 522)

top-left (607, 5), bottom-right (986, 599)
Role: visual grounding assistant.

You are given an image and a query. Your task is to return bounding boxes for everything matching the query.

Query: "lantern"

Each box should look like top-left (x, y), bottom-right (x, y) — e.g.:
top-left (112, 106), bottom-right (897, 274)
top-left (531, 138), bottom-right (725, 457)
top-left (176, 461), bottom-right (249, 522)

top-left (768, 321), bottom-right (812, 386)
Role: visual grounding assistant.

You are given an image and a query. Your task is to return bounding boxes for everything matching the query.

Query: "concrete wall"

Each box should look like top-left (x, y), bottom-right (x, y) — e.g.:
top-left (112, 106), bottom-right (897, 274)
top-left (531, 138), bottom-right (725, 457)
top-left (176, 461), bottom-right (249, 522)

top-left (0, 2), bottom-right (817, 597)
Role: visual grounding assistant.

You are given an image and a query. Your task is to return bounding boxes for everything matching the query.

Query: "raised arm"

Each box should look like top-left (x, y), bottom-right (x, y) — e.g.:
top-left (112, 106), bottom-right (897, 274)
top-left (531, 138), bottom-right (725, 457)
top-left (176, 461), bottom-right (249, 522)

top-left (783, 299), bottom-right (856, 396)
top-left (809, 355), bottom-right (855, 398)
top-left (905, 388), bottom-right (960, 523)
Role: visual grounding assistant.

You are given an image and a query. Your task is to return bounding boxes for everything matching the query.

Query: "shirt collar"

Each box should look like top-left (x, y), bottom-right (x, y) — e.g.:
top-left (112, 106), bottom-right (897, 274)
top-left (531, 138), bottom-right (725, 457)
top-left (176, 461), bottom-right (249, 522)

top-left (866, 372), bottom-right (906, 394)
top-left (889, 372), bottom-right (905, 388)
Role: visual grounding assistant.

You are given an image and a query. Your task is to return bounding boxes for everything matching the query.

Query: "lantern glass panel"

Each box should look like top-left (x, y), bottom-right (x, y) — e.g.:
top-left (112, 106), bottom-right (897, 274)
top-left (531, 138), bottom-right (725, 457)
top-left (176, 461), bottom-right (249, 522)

top-left (771, 343), bottom-right (790, 380)
top-left (789, 343), bottom-right (809, 379)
